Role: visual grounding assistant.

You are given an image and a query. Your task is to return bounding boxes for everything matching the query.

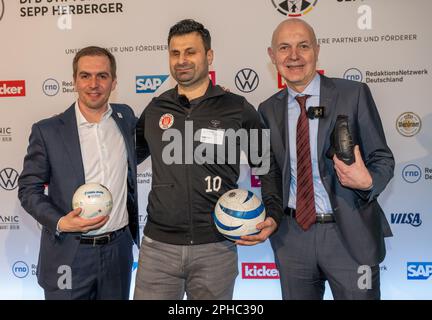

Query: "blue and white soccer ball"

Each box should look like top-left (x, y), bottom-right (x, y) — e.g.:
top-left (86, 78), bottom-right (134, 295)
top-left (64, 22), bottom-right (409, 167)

top-left (72, 183), bottom-right (113, 219)
top-left (213, 189), bottom-right (266, 241)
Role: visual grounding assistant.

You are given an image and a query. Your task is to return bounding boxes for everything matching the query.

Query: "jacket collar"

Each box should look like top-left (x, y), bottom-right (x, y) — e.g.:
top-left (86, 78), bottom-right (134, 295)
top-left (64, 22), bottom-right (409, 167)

top-left (155, 80), bottom-right (226, 106)
top-left (57, 103), bottom-right (85, 184)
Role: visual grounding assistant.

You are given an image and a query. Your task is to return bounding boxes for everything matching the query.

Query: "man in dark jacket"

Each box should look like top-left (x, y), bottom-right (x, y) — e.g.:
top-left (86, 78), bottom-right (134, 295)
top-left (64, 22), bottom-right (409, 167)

top-left (18, 46), bottom-right (139, 300)
top-left (258, 18), bottom-right (394, 300)
top-left (133, 19), bottom-right (282, 300)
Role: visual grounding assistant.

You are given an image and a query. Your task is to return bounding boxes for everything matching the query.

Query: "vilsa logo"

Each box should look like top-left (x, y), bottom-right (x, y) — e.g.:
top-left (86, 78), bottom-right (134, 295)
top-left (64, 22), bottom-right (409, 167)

top-left (136, 75), bottom-right (169, 93)
top-left (390, 213), bottom-right (422, 227)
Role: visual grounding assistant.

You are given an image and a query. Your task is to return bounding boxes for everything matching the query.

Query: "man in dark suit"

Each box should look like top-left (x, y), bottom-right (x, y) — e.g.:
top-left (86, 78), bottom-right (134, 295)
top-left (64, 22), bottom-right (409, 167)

top-left (255, 19), bottom-right (394, 299)
top-left (18, 46), bottom-right (139, 300)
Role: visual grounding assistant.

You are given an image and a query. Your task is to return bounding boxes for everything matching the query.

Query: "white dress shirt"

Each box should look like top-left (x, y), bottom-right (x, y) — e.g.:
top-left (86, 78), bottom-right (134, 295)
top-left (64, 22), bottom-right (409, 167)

top-left (75, 102), bottom-right (129, 235)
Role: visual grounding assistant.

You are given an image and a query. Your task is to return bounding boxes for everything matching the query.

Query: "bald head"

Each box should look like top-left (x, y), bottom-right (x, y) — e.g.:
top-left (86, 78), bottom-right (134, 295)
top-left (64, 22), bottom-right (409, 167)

top-left (271, 18), bottom-right (318, 49)
top-left (267, 18), bottom-right (320, 93)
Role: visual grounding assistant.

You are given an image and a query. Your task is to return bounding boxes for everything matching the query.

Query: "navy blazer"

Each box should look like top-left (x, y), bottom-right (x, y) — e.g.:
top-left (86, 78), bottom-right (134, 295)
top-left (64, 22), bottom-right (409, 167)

top-left (18, 103), bottom-right (139, 290)
top-left (258, 75), bottom-right (394, 266)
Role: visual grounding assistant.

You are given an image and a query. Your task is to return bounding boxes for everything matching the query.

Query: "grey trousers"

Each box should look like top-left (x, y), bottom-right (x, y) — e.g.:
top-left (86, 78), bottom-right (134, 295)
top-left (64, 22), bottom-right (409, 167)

top-left (133, 236), bottom-right (238, 300)
top-left (270, 215), bottom-right (381, 300)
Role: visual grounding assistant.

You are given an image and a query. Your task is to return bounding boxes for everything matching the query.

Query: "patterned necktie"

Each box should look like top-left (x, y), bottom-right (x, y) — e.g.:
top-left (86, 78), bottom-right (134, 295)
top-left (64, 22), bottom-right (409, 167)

top-left (295, 95), bottom-right (316, 230)
top-left (291, 3), bottom-right (297, 13)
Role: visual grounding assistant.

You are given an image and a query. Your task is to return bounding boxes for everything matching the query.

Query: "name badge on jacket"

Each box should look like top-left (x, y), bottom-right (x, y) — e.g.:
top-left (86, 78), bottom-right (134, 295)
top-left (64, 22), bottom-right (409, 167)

top-left (199, 129), bottom-right (225, 145)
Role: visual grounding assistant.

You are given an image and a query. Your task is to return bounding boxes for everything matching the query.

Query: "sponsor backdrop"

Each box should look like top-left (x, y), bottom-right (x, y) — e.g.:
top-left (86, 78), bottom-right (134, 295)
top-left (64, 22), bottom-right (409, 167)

top-left (0, 0), bottom-right (431, 299)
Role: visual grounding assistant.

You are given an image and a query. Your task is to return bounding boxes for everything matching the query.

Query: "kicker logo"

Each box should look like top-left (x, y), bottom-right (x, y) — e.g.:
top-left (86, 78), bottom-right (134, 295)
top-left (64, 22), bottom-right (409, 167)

top-left (0, 80), bottom-right (26, 97)
top-left (136, 75), bottom-right (169, 93)
top-left (407, 262), bottom-right (432, 280)
top-left (242, 263), bottom-right (279, 279)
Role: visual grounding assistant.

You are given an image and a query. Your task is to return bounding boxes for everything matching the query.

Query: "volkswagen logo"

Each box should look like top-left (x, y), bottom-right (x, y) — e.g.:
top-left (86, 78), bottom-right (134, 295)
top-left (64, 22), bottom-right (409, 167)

top-left (0, 168), bottom-right (19, 190)
top-left (235, 68), bottom-right (259, 93)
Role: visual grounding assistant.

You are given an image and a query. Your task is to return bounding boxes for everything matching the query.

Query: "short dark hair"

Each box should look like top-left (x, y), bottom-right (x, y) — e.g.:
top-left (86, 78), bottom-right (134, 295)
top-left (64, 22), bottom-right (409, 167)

top-left (73, 46), bottom-right (117, 80)
top-left (168, 19), bottom-right (211, 52)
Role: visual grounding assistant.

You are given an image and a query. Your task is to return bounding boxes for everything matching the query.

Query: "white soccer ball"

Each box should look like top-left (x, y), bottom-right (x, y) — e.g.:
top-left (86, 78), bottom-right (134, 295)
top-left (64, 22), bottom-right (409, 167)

top-left (72, 183), bottom-right (113, 219)
top-left (213, 189), bottom-right (266, 241)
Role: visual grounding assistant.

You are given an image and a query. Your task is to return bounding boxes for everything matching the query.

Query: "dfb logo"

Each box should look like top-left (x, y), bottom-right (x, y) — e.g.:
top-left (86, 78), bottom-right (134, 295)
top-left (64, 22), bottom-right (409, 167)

top-left (235, 68), bottom-right (259, 93)
top-left (136, 75), bottom-right (169, 93)
top-left (271, 0), bottom-right (318, 17)
top-left (343, 68), bottom-right (363, 82)
top-left (242, 263), bottom-right (280, 279)
top-left (402, 164), bottom-right (421, 183)
top-left (0, 168), bottom-right (19, 190)
top-left (407, 262), bottom-right (432, 280)
top-left (390, 213), bottom-right (422, 227)
top-left (12, 261), bottom-right (29, 278)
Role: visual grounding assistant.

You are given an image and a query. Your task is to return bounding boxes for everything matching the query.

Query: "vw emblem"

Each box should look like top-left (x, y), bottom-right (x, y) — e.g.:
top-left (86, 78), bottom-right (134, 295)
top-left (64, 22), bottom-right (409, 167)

top-left (235, 68), bottom-right (259, 93)
top-left (0, 168), bottom-right (19, 190)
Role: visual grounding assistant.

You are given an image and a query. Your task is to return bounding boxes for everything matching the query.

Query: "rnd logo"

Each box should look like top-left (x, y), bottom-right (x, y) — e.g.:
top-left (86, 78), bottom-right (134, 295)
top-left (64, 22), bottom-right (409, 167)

top-left (0, 80), bottom-right (26, 97)
top-left (242, 263), bottom-right (280, 279)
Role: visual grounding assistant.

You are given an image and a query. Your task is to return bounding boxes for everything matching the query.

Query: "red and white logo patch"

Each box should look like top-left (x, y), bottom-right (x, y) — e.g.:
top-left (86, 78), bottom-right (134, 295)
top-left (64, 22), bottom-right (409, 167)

top-left (159, 113), bottom-right (174, 130)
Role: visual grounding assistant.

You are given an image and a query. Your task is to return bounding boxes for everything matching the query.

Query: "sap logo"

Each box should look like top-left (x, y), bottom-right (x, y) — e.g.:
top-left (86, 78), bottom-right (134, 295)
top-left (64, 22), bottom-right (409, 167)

top-left (132, 261), bottom-right (139, 272)
top-left (0, 80), bottom-right (26, 97)
top-left (136, 75), bottom-right (169, 93)
top-left (242, 263), bottom-right (279, 279)
top-left (402, 164), bottom-right (422, 183)
top-left (407, 262), bottom-right (432, 280)
top-left (12, 261), bottom-right (29, 278)
top-left (390, 213), bottom-right (422, 227)
top-left (343, 68), bottom-right (363, 82)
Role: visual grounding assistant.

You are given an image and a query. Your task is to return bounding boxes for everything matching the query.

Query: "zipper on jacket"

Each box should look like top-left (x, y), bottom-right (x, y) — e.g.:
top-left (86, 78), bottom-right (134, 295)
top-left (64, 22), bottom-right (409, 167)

top-left (185, 109), bottom-right (194, 244)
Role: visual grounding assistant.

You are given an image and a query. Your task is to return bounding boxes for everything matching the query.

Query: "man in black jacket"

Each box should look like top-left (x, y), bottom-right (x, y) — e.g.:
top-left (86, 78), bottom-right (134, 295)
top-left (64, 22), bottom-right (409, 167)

top-left (133, 19), bottom-right (282, 300)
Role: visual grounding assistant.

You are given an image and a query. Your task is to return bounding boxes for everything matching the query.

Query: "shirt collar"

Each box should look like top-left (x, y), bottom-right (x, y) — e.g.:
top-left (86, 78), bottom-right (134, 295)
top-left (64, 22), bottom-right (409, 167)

top-left (75, 101), bottom-right (113, 126)
top-left (287, 73), bottom-right (321, 107)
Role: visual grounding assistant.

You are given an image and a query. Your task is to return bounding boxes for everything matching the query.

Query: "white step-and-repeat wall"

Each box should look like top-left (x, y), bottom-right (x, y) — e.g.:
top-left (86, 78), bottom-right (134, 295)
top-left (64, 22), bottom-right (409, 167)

top-left (1, 0), bottom-right (431, 299)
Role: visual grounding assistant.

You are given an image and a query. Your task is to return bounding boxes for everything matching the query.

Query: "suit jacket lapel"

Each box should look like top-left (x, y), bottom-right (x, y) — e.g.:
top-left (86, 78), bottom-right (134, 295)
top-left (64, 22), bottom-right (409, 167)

top-left (271, 89), bottom-right (289, 168)
top-left (318, 75), bottom-right (338, 170)
top-left (111, 106), bottom-right (134, 171)
top-left (58, 103), bottom-right (85, 184)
